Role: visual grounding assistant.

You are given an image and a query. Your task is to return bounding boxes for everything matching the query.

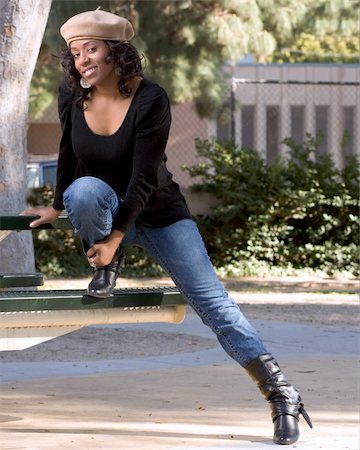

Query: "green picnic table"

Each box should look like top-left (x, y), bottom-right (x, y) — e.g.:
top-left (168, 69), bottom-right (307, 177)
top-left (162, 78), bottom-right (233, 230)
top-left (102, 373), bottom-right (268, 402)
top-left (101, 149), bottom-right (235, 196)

top-left (0, 215), bottom-right (186, 351)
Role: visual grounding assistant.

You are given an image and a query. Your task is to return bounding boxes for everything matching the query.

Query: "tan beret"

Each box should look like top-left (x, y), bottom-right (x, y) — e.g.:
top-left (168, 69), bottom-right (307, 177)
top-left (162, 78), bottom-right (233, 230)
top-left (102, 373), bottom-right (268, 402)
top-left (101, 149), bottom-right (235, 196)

top-left (60, 9), bottom-right (134, 46)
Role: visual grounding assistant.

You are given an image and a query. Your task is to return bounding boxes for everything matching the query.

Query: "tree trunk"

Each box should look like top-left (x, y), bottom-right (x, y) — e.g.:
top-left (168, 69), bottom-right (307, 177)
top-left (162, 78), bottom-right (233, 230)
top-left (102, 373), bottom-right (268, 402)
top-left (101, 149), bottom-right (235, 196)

top-left (0, 0), bottom-right (52, 273)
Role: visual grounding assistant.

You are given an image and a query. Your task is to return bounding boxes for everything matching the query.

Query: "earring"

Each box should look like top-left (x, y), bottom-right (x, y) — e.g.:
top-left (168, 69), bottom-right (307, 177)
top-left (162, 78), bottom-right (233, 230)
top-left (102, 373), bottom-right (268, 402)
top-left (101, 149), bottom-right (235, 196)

top-left (80, 77), bottom-right (92, 89)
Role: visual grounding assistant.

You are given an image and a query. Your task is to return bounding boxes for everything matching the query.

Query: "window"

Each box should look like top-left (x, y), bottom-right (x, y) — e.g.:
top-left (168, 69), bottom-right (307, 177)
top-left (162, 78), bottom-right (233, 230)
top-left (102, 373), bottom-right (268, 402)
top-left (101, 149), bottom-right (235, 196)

top-left (241, 105), bottom-right (255, 149)
top-left (216, 118), bottom-right (231, 142)
top-left (216, 101), bottom-right (232, 142)
top-left (266, 106), bottom-right (280, 164)
top-left (315, 106), bottom-right (329, 156)
top-left (290, 106), bottom-right (305, 145)
top-left (342, 106), bottom-right (355, 157)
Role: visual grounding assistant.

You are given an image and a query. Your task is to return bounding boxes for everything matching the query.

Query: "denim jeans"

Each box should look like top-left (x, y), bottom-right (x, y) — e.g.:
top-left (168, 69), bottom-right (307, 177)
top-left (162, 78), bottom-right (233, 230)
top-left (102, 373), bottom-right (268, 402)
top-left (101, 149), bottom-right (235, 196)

top-left (63, 176), bottom-right (268, 367)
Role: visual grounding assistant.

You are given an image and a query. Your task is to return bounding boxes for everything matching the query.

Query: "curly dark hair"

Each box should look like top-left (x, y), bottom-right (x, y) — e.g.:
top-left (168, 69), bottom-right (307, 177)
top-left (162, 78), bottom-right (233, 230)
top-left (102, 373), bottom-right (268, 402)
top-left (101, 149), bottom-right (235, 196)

top-left (60, 40), bottom-right (144, 107)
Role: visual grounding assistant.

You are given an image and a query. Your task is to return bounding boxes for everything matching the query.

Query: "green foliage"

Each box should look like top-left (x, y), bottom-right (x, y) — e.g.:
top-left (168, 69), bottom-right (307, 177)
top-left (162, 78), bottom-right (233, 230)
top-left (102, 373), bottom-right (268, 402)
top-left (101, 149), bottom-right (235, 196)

top-left (271, 33), bottom-right (360, 63)
top-left (305, 0), bottom-right (360, 37)
top-left (135, 0), bottom-right (277, 110)
top-left (184, 136), bottom-right (360, 276)
top-left (27, 186), bottom-right (165, 278)
top-left (261, 0), bottom-right (360, 63)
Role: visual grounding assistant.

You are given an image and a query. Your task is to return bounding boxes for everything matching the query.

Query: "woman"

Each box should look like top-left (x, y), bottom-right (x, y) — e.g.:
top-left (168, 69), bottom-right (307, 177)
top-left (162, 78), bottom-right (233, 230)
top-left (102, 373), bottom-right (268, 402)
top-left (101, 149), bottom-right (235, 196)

top-left (24, 9), bottom-right (312, 445)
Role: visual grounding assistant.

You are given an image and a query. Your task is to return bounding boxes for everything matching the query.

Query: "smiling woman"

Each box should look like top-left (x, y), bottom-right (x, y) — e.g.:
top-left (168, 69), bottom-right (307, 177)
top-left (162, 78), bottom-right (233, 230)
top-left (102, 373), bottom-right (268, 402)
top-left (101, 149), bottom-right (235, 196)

top-left (22, 8), bottom-right (312, 445)
top-left (60, 34), bottom-right (144, 137)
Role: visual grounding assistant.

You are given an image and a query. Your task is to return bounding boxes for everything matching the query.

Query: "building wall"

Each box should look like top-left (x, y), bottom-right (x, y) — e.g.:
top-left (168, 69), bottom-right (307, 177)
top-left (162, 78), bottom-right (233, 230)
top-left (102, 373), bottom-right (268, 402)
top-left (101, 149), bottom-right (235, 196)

top-left (214, 63), bottom-right (360, 169)
top-left (28, 123), bottom-right (61, 156)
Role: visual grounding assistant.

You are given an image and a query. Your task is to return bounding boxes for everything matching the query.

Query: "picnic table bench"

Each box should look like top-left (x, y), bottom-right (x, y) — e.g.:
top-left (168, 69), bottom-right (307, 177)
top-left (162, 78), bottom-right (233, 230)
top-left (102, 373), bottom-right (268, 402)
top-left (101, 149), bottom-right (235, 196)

top-left (0, 215), bottom-right (186, 351)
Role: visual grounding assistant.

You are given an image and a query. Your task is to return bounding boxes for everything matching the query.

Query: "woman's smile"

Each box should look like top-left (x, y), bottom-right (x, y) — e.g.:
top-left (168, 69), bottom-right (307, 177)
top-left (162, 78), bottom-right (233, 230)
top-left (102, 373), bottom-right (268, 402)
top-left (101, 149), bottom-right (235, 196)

top-left (83, 66), bottom-right (97, 78)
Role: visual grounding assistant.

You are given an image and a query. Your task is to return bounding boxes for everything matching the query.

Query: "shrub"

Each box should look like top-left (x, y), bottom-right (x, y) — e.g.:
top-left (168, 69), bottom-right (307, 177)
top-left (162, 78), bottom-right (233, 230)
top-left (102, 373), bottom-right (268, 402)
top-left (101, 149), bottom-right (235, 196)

top-left (184, 135), bottom-right (359, 276)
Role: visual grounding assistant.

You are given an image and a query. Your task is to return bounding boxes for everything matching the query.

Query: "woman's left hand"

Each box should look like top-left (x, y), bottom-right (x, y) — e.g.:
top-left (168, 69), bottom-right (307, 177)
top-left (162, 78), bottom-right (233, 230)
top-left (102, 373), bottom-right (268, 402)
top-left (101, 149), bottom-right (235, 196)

top-left (86, 240), bottom-right (118, 267)
top-left (86, 230), bottom-right (124, 267)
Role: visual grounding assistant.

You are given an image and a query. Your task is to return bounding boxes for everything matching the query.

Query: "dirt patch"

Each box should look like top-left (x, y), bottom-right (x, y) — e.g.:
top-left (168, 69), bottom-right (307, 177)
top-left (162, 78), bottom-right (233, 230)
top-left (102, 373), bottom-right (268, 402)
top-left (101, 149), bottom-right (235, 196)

top-left (222, 276), bottom-right (359, 294)
top-left (238, 302), bottom-right (359, 328)
top-left (0, 328), bottom-right (216, 363)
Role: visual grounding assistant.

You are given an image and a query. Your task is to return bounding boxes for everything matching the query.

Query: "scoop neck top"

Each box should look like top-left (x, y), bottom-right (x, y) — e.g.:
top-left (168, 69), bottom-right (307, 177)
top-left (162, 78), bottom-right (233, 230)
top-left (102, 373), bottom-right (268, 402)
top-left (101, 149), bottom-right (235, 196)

top-left (53, 78), bottom-right (192, 233)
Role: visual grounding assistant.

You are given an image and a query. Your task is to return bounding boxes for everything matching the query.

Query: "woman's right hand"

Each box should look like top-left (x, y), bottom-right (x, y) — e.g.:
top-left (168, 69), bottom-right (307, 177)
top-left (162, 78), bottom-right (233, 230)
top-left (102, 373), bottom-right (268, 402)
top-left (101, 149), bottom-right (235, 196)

top-left (21, 206), bottom-right (62, 228)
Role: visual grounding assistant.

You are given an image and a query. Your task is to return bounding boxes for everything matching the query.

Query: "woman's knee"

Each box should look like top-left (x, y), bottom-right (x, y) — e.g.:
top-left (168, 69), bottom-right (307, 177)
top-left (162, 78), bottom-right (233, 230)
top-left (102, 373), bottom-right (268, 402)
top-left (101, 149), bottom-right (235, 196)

top-left (63, 176), bottom-right (109, 210)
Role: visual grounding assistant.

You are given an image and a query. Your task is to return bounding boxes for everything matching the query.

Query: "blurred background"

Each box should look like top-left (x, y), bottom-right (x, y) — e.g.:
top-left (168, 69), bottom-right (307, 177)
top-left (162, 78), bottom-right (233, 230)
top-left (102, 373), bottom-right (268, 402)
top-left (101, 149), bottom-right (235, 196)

top-left (25, 0), bottom-right (360, 278)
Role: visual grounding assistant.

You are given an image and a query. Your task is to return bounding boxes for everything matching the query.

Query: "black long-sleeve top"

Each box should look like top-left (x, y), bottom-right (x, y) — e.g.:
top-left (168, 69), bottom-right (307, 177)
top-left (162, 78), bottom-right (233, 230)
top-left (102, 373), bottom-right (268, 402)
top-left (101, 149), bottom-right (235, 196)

top-left (53, 78), bottom-right (193, 233)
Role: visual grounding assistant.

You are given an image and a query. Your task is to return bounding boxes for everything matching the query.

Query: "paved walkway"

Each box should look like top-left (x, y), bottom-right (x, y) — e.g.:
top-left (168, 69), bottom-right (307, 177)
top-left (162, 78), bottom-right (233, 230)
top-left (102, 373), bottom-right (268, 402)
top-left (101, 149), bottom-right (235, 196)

top-left (0, 276), bottom-right (359, 449)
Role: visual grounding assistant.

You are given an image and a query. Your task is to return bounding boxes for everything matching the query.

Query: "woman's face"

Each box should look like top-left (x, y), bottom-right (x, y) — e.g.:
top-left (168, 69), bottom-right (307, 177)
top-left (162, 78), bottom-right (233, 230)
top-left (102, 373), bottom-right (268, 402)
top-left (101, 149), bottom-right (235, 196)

top-left (70, 39), bottom-right (115, 86)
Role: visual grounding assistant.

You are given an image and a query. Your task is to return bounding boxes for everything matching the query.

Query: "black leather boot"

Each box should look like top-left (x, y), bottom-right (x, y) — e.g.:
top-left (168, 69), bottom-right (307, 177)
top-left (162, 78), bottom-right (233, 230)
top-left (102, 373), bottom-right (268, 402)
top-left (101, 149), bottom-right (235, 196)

top-left (246, 353), bottom-right (312, 445)
top-left (87, 245), bottom-right (125, 298)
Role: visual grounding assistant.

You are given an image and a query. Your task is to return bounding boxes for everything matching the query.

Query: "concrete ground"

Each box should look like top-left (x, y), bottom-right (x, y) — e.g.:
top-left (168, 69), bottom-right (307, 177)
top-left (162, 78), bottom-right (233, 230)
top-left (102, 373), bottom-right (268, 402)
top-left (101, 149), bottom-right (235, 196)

top-left (0, 276), bottom-right (359, 450)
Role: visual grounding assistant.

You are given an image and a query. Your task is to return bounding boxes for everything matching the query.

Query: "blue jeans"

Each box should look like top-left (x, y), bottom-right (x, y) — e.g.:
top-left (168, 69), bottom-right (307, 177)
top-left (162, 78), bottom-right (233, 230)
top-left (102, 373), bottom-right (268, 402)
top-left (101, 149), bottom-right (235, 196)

top-left (63, 176), bottom-right (268, 367)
